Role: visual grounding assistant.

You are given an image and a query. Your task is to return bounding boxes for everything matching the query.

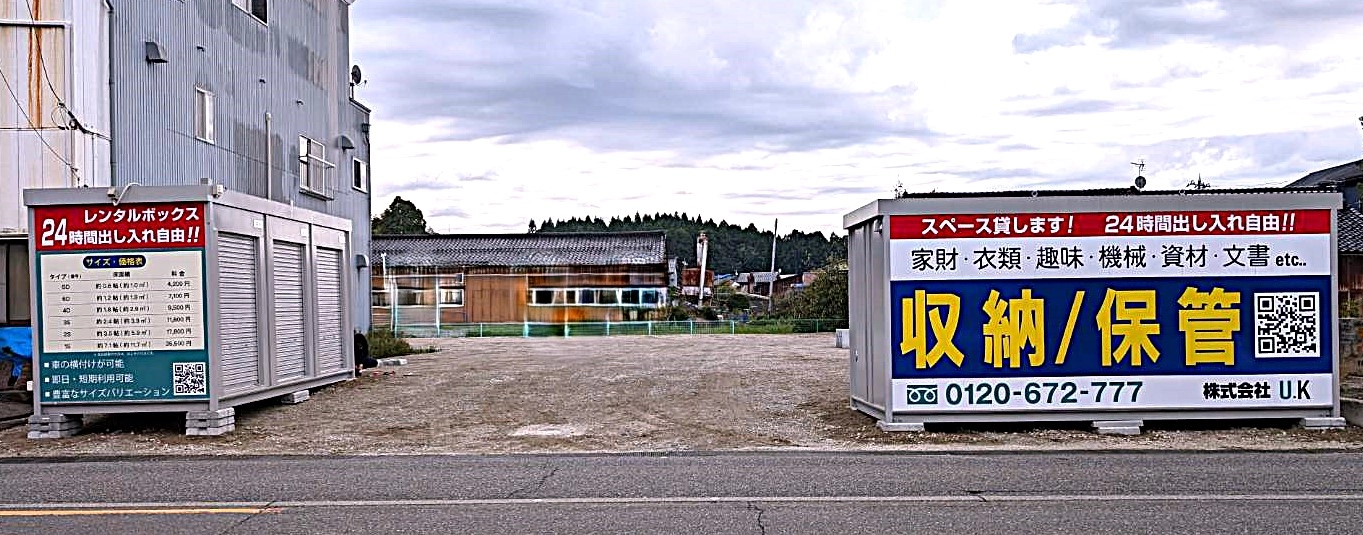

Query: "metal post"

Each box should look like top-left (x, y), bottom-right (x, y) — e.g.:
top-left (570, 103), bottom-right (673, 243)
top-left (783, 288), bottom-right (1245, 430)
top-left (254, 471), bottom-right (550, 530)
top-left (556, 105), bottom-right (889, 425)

top-left (689, 320), bottom-right (694, 335)
top-left (697, 233), bottom-right (709, 308)
top-left (647, 321), bottom-right (653, 336)
top-left (768, 218), bottom-right (778, 311)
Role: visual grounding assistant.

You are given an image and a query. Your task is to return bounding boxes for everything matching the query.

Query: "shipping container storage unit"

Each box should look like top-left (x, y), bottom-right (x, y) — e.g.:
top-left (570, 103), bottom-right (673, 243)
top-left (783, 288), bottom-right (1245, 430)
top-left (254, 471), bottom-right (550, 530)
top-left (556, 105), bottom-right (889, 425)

top-left (844, 190), bottom-right (1344, 434)
top-left (23, 185), bottom-right (355, 437)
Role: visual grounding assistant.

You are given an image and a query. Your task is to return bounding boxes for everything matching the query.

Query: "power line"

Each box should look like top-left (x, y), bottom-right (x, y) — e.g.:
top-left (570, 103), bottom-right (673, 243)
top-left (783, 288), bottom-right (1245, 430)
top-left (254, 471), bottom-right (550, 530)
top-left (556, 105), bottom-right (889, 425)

top-left (24, 0), bottom-right (69, 119)
top-left (23, 0), bottom-right (107, 142)
top-left (0, 64), bottom-right (79, 177)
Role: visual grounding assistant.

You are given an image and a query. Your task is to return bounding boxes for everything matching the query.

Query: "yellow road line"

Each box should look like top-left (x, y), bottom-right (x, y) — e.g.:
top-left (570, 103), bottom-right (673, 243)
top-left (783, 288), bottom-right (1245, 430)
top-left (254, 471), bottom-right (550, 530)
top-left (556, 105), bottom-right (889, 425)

top-left (0, 507), bottom-right (277, 517)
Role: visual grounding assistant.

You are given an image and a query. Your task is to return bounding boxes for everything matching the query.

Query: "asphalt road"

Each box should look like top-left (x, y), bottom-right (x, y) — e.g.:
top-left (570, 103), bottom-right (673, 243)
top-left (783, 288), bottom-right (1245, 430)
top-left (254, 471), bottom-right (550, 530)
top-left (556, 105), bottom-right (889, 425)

top-left (2, 451), bottom-right (1363, 534)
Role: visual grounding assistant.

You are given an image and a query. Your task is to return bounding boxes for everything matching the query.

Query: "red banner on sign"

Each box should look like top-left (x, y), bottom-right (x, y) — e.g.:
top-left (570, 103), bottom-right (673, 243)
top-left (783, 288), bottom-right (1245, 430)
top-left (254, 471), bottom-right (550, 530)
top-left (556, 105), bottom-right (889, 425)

top-left (890, 210), bottom-right (1332, 240)
top-left (32, 203), bottom-right (207, 252)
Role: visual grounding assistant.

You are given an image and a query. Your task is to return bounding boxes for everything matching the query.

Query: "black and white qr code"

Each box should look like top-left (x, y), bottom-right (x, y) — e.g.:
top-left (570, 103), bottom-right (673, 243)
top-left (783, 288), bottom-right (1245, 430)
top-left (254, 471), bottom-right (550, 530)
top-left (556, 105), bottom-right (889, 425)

top-left (172, 362), bottom-right (207, 396)
top-left (1254, 292), bottom-right (1321, 358)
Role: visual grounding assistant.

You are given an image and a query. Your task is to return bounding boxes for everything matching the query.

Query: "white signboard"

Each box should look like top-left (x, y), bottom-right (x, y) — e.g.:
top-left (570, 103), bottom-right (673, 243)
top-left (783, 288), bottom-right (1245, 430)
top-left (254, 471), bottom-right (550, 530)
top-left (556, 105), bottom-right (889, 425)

top-left (39, 250), bottom-right (205, 353)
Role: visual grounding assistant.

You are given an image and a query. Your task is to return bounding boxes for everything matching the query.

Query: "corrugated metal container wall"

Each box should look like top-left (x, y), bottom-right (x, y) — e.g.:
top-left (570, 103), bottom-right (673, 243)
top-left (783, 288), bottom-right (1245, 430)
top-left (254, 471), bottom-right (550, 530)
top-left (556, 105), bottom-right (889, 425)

top-left (315, 246), bottom-right (344, 371)
top-left (218, 232), bottom-right (261, 392)
top-left (272, 241), bottom-right (306, 380)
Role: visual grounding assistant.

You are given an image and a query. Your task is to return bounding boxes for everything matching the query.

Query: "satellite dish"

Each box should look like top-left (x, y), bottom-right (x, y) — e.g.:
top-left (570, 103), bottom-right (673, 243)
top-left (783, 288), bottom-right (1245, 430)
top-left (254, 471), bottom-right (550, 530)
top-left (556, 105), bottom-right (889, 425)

top-left (1134, 175), bottom-right (1147, 189)
top-left (350, 65), bottom-right (363, 85)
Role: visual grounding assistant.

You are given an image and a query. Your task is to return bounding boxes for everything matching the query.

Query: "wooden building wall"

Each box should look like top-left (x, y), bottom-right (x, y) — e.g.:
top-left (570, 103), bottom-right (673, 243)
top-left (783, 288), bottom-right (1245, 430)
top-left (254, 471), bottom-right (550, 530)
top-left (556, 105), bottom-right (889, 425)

top-left (1342, 254), bottom-right (1363, 307)
top-left (372, 264), bottom-right (669, 326)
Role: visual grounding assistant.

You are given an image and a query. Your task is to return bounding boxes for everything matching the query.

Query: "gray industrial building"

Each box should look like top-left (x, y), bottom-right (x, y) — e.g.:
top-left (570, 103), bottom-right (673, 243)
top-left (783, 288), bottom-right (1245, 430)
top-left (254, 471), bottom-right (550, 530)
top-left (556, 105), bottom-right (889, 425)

top-left (1, 0), bottom-right (373, 332)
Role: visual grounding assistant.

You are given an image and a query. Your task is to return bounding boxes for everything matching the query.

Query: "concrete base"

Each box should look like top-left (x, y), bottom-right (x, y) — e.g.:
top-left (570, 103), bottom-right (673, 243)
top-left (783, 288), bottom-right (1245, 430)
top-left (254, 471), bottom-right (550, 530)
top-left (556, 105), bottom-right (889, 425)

top-left (378, 358), bottom-right (407, 366)
top-left (280, 390), bottom-right (310, 404)
top-left (877, 421), bottom-right (926, 432)
top-left (834, 329), bottom-right (850, 349)
top-left (1093, 420), bottom-right (1143, 436)
top-left (27, 414), bottom-right (82, 440)
top-left (1341, 398), bottom-right (1363, 427)
top-left (1300, 417), bottom-right (1347, 430)
top-left (186, 408), bottom-right (235, 437)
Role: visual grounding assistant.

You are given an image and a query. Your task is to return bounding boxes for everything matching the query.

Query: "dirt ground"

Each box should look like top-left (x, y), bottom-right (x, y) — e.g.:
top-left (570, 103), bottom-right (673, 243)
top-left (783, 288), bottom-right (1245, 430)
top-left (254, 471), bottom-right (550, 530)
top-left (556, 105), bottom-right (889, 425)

top-left (2, 334), bottom-right (1363, 456)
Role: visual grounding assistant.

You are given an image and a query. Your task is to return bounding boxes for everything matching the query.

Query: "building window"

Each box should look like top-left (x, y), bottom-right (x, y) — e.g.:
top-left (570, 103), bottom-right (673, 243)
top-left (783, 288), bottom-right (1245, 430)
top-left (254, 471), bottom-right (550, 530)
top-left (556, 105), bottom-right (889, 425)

top-left (194, 88), bottom-right (214, 144)
top-left (232, 0), bottom-right (268, 23)
top-left (2, 242), bottom-right (30, 324)
top-left (439, 289), bottom-right (464, 307)
top-left (352, 158), bottom-right (368, 192)
top-left (533, 290), bottom-right (554, 305)
top-left (298, 136), bottom-right (334, 196)
top-left (596, 289), bottom-right (618, 305)
top-left (526, 288), bottom-right (666, 308)
top-left (395, 288), bottom-right (431, 306)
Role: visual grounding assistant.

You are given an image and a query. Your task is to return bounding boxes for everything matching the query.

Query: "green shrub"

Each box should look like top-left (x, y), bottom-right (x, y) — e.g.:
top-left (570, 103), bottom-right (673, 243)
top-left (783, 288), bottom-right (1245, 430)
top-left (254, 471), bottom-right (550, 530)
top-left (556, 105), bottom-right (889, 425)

top-left (369, 329), bottom-right (433, 359)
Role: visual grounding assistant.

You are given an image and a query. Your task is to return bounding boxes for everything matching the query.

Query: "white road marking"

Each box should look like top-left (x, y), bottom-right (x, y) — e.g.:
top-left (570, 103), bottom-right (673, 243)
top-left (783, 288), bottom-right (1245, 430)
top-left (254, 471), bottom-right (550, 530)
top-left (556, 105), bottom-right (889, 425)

top-left (2, 493), bottom-right (1362, 512)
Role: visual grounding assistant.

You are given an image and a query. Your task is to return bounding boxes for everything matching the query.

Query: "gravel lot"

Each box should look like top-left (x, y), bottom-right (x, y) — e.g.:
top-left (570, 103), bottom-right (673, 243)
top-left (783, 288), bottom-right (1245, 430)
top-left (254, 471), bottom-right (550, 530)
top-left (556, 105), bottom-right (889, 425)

top-left (1, 334), bottom-right (1361, 456)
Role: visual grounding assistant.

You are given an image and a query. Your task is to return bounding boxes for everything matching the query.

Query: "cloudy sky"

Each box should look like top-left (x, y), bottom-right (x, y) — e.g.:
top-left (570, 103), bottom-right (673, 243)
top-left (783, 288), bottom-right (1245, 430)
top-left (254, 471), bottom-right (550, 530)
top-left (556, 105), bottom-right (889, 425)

top-left (350, 0), bottom-right (1363, 236)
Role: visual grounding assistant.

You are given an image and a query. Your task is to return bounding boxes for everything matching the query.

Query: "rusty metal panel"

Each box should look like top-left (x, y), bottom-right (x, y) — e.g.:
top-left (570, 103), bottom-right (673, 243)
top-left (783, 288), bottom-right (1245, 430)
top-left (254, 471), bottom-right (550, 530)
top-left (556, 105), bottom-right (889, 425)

top-left (0, 0), bottom-right (110, 234)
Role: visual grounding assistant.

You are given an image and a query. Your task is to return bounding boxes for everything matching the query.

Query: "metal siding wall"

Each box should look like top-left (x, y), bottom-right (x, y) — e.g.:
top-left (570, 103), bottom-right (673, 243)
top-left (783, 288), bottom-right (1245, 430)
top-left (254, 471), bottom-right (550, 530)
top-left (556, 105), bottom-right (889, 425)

top-left (110, 1), bottom-right (371, 334)
top-left (0, 1), bottom-right (81, 232)
top-left (315, 246), bottom-right (344, 371)
top-left (218, 232), bottom-right (260, 391)
top-left (272, 240), bottom-right (306, 380)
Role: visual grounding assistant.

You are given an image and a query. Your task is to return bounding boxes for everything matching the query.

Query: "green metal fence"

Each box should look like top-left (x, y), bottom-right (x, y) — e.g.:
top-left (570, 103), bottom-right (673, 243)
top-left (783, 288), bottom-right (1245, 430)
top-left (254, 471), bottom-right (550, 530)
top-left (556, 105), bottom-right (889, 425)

top-left (392, 319), bottom-right (848, 338)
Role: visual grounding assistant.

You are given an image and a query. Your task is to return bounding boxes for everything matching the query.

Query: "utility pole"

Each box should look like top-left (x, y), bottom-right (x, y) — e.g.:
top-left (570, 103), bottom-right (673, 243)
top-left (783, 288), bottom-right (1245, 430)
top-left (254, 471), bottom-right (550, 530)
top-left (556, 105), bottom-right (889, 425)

top-left (696, 232), bottom-right (709, 308)
top-left (767, 219), bottom-right (778, 311)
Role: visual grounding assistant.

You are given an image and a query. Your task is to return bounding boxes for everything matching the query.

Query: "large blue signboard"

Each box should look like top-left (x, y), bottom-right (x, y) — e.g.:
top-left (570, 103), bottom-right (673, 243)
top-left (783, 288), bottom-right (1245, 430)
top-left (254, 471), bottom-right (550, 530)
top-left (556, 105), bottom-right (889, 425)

top-left (888, 209), bottom-right (1334, 412)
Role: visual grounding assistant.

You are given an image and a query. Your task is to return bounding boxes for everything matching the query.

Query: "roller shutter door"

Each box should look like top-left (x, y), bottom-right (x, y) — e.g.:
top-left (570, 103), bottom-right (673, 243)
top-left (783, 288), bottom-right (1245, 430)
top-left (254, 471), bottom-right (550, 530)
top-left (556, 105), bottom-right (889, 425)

top-left (219, 233), bottom-right (260, 392)
top-left (273, 241), bottom-right (306, 380)
top-left (315, 247), bottom-right (345, 371)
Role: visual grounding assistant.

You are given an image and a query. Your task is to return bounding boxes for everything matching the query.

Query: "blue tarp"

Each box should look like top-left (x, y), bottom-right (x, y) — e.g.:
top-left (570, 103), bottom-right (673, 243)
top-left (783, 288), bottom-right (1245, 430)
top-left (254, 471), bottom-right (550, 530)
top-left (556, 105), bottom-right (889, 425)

top-left (0, 327), bottom-right (31, 379)
top-left (0, 327), bottom-right (30, 358)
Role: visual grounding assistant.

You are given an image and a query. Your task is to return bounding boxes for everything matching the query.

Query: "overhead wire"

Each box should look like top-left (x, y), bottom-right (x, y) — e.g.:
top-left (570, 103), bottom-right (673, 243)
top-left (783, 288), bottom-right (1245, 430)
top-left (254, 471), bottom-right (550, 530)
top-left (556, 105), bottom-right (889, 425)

top-left (23, 0), bottom-right (109, 143)
top-left (0, 64), bottom-right (78, 175)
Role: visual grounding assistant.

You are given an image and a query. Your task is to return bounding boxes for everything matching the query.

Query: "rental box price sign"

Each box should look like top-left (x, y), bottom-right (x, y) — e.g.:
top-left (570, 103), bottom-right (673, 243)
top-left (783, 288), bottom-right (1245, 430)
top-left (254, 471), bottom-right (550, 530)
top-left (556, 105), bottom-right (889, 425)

top-left (33, 202), bottom-right (210, 403)
top-left (888, 209), bottom-right (1334, 413)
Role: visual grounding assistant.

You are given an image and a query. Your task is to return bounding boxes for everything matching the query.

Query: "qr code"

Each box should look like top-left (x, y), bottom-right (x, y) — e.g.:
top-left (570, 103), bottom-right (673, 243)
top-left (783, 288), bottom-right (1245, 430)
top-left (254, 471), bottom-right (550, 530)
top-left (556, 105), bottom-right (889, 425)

top-left (172, 362), bottom-right (207, 396)
top-left (1254, 292), bottom-right (1321, 358)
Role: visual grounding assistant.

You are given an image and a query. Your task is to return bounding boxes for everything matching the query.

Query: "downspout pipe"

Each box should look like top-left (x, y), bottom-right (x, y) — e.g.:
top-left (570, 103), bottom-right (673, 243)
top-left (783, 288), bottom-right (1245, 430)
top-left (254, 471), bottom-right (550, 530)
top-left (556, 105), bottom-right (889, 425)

top-left (105, 0), bottom-right (115, 187)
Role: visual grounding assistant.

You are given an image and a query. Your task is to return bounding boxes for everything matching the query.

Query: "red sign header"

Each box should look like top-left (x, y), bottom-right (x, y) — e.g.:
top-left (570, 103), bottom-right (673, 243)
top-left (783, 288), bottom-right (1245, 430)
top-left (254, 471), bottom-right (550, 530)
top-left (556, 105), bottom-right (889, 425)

top-left (33, 202), bottom-right (207, 252)
top-left (890, 210), bottom-right (1332, 240)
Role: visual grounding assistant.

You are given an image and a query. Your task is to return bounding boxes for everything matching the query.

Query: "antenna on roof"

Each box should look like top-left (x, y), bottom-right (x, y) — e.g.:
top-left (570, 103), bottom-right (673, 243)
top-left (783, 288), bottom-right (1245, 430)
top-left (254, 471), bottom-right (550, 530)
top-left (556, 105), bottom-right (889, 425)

top-left (1130, 159), bottom-right (1147, 189)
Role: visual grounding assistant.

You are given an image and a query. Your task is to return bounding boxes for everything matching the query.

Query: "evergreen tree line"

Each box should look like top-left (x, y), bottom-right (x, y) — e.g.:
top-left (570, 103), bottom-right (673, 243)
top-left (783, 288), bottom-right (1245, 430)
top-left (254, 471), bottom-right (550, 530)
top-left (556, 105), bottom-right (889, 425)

top-left (532, 213), bottom-right (847, 275)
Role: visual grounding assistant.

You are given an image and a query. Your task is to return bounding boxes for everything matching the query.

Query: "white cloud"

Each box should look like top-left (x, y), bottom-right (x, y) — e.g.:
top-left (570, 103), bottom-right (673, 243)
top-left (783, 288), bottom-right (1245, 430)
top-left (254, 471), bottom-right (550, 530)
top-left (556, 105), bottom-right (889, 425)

top-left (353, 0), bottom-right (1363, 236)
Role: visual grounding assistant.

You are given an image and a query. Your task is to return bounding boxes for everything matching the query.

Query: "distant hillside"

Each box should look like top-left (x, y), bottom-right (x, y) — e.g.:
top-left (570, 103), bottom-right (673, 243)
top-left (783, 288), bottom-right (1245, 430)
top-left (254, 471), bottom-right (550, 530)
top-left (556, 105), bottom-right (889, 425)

top-left (533, 214), bottom-right (846, 275)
